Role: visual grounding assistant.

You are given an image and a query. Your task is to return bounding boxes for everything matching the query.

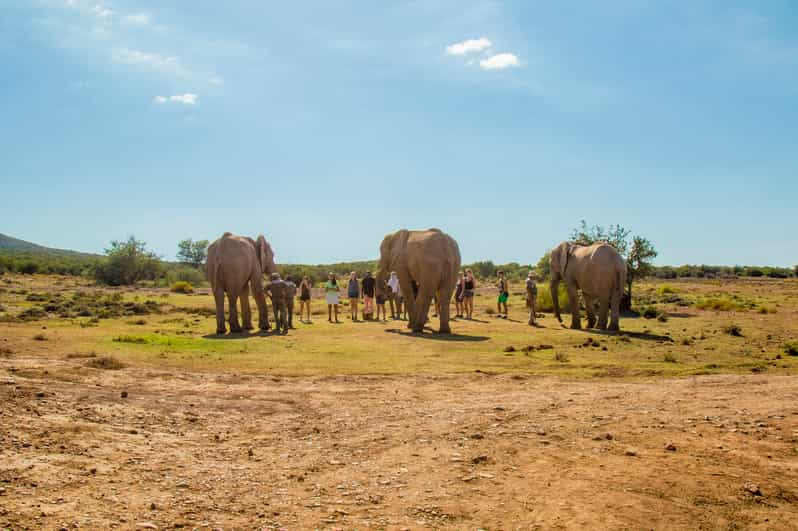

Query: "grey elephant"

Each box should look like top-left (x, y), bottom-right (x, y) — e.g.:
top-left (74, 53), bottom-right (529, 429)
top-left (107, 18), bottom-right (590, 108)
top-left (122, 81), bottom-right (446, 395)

top-left (550, 241), bottom-right (626, 331)
top-left (266, 272), bottom-right (289, 335)
top-left (206, 232), bottom-right (276, 334)
top-left (376, 228), bottom-right (461, 334)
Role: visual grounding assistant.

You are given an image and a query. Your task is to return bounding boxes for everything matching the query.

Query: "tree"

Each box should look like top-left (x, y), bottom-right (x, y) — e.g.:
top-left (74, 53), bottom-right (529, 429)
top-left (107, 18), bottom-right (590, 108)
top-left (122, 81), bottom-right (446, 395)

top-left (93, 236), bottom-right (162, 286)
top-left (177, 239), bottom-right (209, 269)
top-left (534, 252), bottom-right (551, 280)
top-left (570, 220), bottom-right (631, 256)
top-left (626, 236), bottom-right (658, 305)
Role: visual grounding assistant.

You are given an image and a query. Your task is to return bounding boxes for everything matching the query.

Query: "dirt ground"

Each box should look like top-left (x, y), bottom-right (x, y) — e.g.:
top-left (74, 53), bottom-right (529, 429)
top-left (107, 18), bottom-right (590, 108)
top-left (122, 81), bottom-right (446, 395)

top-left (2, 352), bottom-right (797, 530)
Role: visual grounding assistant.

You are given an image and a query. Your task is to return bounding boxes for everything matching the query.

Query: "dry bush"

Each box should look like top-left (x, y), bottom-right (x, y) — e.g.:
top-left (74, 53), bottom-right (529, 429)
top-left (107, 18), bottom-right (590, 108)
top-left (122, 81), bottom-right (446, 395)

top-left (86, 356), bottom-right (125, 370)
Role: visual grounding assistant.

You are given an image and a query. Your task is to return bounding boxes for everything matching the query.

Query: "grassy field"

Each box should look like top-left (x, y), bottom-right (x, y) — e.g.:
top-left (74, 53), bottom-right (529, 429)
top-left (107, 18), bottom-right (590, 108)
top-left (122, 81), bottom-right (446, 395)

top-left (1, 273), bottom-right (796, 377)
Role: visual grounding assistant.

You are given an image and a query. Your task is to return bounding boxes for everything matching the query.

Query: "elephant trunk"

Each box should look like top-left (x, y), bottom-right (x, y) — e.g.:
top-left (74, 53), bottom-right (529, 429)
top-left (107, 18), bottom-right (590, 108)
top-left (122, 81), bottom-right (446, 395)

top-left (551, 276), bottom-right (562, 322)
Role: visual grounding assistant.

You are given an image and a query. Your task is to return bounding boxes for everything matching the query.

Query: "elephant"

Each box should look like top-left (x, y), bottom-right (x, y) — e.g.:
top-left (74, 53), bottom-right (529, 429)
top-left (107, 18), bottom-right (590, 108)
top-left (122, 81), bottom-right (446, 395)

top-left (206, 232), bottom-right (276, 334)
top-left (550, 241), bottom-right (626, 331)
top-left (376, 228), bottom-right (461, 334)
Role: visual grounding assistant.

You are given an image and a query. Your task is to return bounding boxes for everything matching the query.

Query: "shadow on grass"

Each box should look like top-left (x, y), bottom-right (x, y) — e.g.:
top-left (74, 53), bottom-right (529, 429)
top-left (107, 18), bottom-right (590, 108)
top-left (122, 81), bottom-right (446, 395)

top-left (384, 328), bottom-right (489, 342)
top-left (583, 328), bottom-right (674, 342)
top-left (202, 329), bottom-right (281, 339)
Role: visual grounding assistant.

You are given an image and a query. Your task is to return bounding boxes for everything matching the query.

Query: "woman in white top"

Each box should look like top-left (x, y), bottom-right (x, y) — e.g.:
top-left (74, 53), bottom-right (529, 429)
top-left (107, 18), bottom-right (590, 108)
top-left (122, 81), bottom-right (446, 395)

top-left (387, 271), bottom-right (400, 319)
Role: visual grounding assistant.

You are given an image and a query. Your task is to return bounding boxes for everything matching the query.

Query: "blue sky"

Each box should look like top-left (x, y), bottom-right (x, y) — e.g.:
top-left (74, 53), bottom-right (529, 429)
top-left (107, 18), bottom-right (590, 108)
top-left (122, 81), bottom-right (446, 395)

top-left (1, 1), bottom-right (796, 266)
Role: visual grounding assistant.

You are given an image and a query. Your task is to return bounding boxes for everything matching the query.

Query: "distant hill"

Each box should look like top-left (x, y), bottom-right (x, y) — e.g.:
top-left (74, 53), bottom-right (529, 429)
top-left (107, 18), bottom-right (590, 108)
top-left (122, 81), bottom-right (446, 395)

top-left (0, 233), bottom-right (99, 258)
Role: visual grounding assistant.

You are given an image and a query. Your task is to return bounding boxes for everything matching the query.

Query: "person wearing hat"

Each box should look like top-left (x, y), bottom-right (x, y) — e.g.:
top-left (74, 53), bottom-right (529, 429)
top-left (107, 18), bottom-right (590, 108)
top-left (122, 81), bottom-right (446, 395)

top-left (284, 274), bottom-right (298, 329)
top-left (266, 272), bottom-right (289, 334)
top-left (525, 270), bottom-right (538, 326)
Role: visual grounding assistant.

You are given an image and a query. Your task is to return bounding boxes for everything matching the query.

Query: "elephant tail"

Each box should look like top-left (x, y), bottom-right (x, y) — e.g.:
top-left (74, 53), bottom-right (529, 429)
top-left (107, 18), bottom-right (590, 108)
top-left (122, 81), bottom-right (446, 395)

top-left (210, 255), bottom-right (224, 291)
top-left (616, 264), bottom-right (626, 301)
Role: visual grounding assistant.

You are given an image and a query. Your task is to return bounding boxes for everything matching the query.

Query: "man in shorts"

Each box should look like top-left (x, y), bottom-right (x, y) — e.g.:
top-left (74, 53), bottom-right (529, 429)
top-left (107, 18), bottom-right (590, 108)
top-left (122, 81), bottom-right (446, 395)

top-left (496, 270), bottom-right (509, 319)
top-left (525, 270), bottom-right (538, 326)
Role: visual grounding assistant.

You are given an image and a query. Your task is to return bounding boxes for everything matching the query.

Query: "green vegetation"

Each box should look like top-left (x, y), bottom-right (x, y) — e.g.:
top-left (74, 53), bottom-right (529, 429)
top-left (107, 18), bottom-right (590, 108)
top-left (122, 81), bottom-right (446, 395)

top-left (92, 236), bottom-right (162, 286)
top-left (170, 280), bottom-right (194, 294)
top-left (86, 356), bottom-right (126, 370)
top-left (176, 238), bottom-right (209, 269)
top-left (695, 297), bottom-right (751, 312)
top-left (783, 342), bottom-right (798, 356)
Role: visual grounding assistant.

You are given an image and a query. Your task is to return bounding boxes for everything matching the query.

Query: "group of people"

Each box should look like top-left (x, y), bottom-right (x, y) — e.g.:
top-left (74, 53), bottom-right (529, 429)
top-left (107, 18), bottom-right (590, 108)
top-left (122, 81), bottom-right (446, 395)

top-left (265, 268), bottom-right (540, 330)
top-left (321, 271), bottom-right (407, 323)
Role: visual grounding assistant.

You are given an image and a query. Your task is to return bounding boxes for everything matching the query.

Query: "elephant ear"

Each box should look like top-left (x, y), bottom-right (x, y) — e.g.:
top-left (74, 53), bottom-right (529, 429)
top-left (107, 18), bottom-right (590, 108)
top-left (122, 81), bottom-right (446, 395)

top-left (556, 242), bottom-right (570, 278)
top-left (256, 235), bottom-right (275, 275)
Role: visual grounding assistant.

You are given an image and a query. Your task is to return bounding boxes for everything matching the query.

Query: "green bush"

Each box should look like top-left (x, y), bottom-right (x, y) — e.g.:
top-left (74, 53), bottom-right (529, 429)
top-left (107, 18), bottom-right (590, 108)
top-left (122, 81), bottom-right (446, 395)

top-left (784, 342), bottom-right (798, 356)
top-left (164, 266), bottom-right (205, 286)
top-left (93, 236), bottom-right (162, 286)
top-left (535, 283), bottom-right (570, 313)
top-left (642, 307), bottom-right (658, 319)
top-left (695, 297), bottom-right (749, 312)
top-left (170, 281), bottom-right (194, 294)
top-left (657, 284), bottom-right (677, 295)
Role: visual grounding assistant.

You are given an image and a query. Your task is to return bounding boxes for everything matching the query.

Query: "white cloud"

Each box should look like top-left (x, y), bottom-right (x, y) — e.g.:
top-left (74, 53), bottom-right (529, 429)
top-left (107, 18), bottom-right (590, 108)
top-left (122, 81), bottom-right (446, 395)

top-left (154, 93), bottom-right (198, 105)
top-left (209, 75), bottom-right (223, 85)
top-left (479, 53), bottom-right (520, 70)
top-left (124, 13), bottom-right (151, 25)
top-left (113, 47), bottom-right (187, 75)
top-left (446, 37), bottom-right (492, 55)
top-left (92, 4), bottom-right (113, 19)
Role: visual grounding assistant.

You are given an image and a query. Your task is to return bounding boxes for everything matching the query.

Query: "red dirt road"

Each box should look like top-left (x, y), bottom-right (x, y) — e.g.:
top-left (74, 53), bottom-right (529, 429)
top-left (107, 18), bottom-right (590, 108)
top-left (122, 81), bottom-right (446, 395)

top-left (1, 355), bottom-right (797, 529)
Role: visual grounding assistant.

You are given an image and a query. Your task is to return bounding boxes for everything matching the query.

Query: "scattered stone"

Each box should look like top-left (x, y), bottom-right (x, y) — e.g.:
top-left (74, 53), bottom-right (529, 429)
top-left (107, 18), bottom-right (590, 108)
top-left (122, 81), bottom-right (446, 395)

top-left (471, 455), bottom-right (489, 464)
top-left (503, 346), bottom-right (516, 353)
top-left (90, 468), bottom-right (97, 475)
top-left (35, 391), bottom-right (45, 398)
top-left (120, 391), bottom-right (128, 398)
top-left (248, 448), bottom-right (254, 457)
top-left (744, 483), bottom-right (763, 496)
top-left (136, 523), bottom-right (158, 530)
top-left (665, 443), bottom-right (677, 451)
top-left (175, 481), bottom-right (189, 488)
top-left (624, 449), bottom-right (638, 457)
top-left (469, 433), bottom-right (484, 440)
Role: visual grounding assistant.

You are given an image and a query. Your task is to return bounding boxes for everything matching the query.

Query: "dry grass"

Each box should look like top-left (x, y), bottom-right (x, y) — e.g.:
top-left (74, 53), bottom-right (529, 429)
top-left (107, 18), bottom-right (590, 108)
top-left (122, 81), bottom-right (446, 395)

top-left (1, 273), bottom-right (797, 377)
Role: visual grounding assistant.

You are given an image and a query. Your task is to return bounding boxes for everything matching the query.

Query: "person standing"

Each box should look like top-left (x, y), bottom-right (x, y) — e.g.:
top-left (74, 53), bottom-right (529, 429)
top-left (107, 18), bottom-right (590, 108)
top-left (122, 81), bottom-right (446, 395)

top-left (347, 271), bottom-right (360, 321)
top-left (362, 271), bottom-right (376, 318)
top-left (284, 275), bottom-right (297, 328)
top-left (496, 270), bottom-right (509, 319)
top-left (463, 269), bottom-right (476, 320)
top-left (454, 271), bottom-right (465, 318)
top-left (526, 271), bottom-right (538, 326)
top-left (387, 271), bottom-right (400, 319)
top-left (298, 275), bottom-right (312, 323)
top-left (325, 272), bottom-right (340, 323)
top-left (375, 279), bottom-right (388, 321)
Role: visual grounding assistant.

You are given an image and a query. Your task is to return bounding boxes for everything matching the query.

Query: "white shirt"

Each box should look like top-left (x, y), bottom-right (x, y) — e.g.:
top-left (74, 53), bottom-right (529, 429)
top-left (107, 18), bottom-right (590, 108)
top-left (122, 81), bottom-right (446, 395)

top-left (388, 276), bottom-right (399, 294)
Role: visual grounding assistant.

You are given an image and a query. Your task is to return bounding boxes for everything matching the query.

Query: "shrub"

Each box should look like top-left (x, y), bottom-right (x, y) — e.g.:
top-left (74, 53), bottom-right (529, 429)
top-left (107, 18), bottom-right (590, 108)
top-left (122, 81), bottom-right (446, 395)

top-left (170, 281), bottom-right (194, 294)
top-left (663, 353), bottom-right (678, 363)
top-left (86, 356), bottom-right (125, 370)
top-left (695, 297), bottom-right (748, 312)
top-left (164, 266), bottom-right (205, 287)
top-left (535, 283), bottom-right (570, 313)
top-left (784, 342), bottom-right (798, 356)
top-left (642, 307), bottom-right (658, 319)
top-left (554, 352), bottom-right (569, 363)
top-left (723, 324), bottom-right (743, 337)
top-left (657, 284), bottom-right (677, 295)
top-left (19, 307), bottom-right (48, 321)
top-left (113, 335), bottom-right (149, 344)
top-left (92, 236), bottom-right (162, 286)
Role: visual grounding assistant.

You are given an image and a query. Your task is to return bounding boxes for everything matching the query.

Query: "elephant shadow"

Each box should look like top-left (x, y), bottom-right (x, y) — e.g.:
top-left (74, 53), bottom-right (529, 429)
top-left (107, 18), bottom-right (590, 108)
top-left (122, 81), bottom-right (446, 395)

top-left (582, 328), bottom-right (674, 342)
top-left (202, 329), bottom-right (280, 339)
top-left (384, 328), bottom-right (489, 342)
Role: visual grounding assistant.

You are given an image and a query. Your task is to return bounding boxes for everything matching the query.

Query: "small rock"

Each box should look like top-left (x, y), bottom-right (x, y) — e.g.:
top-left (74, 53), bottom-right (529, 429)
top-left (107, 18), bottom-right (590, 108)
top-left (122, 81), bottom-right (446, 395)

top-left (503, 346), bottom-right (515, 353)
top-left (35, 392), bottom-right (45, 398)
top-left (665, 443), bottom-right (677, 451)
top-left (90, 468), bottom-right (97, 475)
top-left (175, 481), bottom-right (189, 488)
top-left (121, 391), bottom-right (128, 398)
top-left (248, 448), bottom-right (254, 457)
top-left (149, 502), bottom-right (157, 510)
top-left (136, 523), bottom-right (158, 530)
top-left (744, 483), bottom-right (763, 496)
top-left (471, 455), bottom-right (489, 464)
top-left (624, 449), bottom-right (638, 457)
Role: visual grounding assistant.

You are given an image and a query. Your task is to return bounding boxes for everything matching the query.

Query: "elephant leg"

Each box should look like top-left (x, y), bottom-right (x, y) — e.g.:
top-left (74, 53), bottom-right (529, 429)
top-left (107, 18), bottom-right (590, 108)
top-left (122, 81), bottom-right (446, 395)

top-left (437, 289), bottom-right (453, 334)
top-left (597, 297), bottom-right (609, 330)
top-left (249, 276), bottom-right (270, 331)
top-left (227, 290), bottom-right (242, 333)
top-left (240, 283), bottom-right (253, 330)
top-left (584, 294), bottom-right (597, 329)
top-left (567, 284), bottom-right (581, 330)
top-left (397, 270), bottom-right (416, 330)
top-left (413, 288), bottom-right (434, 333)
top-left (213, 288), bottom-right (226, 334)
top-left (609, 289), bottom-right (621, 331)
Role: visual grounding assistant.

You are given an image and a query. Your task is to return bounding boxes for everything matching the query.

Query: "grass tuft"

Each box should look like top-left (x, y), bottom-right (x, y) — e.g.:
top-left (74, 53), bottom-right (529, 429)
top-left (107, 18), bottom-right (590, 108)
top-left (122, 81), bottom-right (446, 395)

top-left (554, 352), bottom-right (569, 363)
top-left (86, 356), bottom-right (126, 370)
top-left (723, 324), bottom-right (743, 337)
top-left (113, 335), bottom-right (149, 344)
top-left (784, 342), bottom-right (798, 356)
top-left (170, 281), bottom-right (194, 294)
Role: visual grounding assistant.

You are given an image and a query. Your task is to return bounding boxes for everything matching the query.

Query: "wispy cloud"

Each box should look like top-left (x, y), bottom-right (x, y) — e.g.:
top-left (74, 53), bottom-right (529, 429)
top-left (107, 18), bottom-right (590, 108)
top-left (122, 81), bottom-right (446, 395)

top-left (479, 53), bottom-right (520, 70)
top-left (123, 13), bottom-right (151, 26)
top-left (209, 75), bottom-right (223, 85)
top-left (112, 47), bottom-right (188, 76)
top-left (154, 93), bottom-right (198, 105)
top-left (445, 37), bottom-right (492, 55)
top-left (91, 4), bottom-right (113, 19)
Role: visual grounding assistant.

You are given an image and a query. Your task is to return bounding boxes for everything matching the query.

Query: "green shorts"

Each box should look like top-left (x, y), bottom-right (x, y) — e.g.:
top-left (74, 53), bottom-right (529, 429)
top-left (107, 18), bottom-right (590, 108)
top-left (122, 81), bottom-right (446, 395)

top-left (498, 292), bottom-right (509, 304)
